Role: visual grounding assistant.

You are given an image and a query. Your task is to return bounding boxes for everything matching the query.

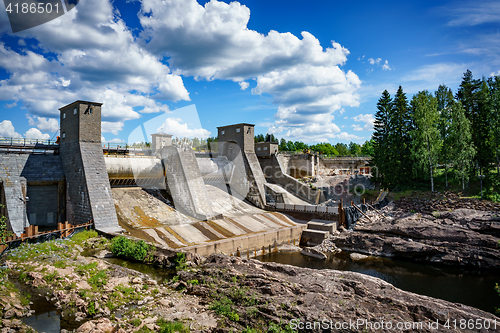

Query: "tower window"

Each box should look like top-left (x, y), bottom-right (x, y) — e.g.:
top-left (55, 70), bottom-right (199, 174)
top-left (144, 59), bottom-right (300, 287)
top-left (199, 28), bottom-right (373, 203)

top-left (221, 130), bottom-right (225, 135)
top-left (236, 128), bottom-right (240, 133)
top-left (73, 108), bottom-right (77, 115)
top-left (62, 133), bottom-right (65, 139)
top-left (63, 113), bottom-right (66, 119)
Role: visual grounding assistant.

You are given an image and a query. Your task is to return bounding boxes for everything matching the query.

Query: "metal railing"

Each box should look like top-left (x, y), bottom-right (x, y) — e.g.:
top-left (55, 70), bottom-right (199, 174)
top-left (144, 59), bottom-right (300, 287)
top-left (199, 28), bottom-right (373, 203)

top-left (0, 137), bottom-right (58, 146)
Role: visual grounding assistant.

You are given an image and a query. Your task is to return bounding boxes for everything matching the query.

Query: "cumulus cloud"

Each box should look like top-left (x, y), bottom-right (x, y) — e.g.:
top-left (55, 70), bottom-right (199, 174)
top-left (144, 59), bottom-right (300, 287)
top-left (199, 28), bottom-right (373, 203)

top-left (382, 60), bottom-right (391, 70)
top-left (0, 0), bottom-right (190, 137)
top-left (24, 128), bottom-right (50, 140)
top-left (239, 81), bottom-right (249, 90)
top-left (156, 117), bottom-right (211, 138)
top-left (27, 115), bottom-right (59, 132)
top-left (102, 121), bottom-right (125, 135)
top-left (0, 120), bottom-right (22, 138)
top-left (368, 58), bottom-right (381, 65)
top-left (352, 114), bottom-right (375, 131)
top-left (491, 70), bottom-right (500, 76)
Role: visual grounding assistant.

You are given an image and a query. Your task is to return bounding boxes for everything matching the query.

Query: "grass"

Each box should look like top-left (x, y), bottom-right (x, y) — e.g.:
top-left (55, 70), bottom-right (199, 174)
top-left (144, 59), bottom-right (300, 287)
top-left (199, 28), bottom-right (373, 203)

top-left (209, 296), bottom-right (239, 321)
top-left (157, 319), bottom-right (190, 333)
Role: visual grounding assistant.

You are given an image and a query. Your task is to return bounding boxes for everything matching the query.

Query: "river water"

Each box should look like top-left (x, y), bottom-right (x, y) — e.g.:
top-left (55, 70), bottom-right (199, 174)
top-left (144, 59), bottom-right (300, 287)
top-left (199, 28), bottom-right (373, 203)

top-left (257, 251), bottom-right (500, 315)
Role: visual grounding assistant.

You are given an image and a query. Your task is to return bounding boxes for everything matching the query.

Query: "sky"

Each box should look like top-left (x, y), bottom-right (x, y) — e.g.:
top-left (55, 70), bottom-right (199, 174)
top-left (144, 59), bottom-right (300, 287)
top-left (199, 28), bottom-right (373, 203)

top-left (0, 0), bottom-right (499, 145)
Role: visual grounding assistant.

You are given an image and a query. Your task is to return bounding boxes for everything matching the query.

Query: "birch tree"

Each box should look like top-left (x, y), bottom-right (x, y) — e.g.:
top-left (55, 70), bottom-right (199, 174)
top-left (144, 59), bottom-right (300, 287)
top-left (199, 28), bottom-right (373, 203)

top-left (411, 91), bottom-right (441, 191)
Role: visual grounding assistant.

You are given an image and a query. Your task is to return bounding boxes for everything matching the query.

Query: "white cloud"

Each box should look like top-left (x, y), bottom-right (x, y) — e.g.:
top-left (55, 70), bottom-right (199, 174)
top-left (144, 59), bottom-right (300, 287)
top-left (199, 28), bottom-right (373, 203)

top-left (352, 114), bottom-right (375, 131)
top-left (446, 1), bottom-right (500, 26)
top-left (0, 120), bottom-right (22, 138)
top-left (102, 121), bottom-right (125, 135)
top-left (24, 128), bottom-right (50, 140)
top-left (491, 70), bottom-right (500, 76)
top-left (27, 115), bottom-right (59, 132)
top-left (368, 58), bottom-right (381, 65)
top-left (156, 117), bottom-right (211, 138)
top-left (140, 0), bottom-right (350, 81)
top-left (239, 81), bottom-right (249, 90)
top-left (402, 63), bottom-right (467, 85)
top-left (382, 60), bottom-right (391, 71)
top-left (0, 0), bottom-right (190, 136)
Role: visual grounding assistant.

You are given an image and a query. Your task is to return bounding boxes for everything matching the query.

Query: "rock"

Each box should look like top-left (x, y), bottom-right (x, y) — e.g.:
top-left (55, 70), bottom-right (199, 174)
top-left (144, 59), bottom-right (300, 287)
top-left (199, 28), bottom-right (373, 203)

top-left (159, 298), bottom-right (174, 307)
top-left (3, 309), bottom-right (15, 319)
top-left (93, 250), bottom-right (113, 259)
top-left (325, 207), bottom-right (500, 269)
top-left (95, 318), bottom-right (114, 332)
top-left (131, 277), bottom-right (142, 284)
top-left (76, 321), bottom-right (94, 333)
top-left (146, 279), bottom-right (157, 285)
top-left (349, 253), bottom-right (369, 260)
top-left (300, 247), bottom-right (326, 260)
top-left (3, 304), bottom-right (10, 311)
top-left (74, 312), bottom-right (86, 322)
top-left (183, 254), bottom-right (498, 331)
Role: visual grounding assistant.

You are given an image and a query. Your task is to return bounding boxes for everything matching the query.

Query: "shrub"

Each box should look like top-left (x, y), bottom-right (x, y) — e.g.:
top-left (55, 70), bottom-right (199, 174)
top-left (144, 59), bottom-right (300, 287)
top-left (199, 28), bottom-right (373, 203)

top-left (110, 236), bottom-right (152, 261)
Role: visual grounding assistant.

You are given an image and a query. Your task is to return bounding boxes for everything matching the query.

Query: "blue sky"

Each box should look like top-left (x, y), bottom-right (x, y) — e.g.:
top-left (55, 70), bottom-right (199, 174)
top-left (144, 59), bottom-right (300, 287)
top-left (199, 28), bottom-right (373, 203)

top-left (0, 0), bottom-right (499, 144)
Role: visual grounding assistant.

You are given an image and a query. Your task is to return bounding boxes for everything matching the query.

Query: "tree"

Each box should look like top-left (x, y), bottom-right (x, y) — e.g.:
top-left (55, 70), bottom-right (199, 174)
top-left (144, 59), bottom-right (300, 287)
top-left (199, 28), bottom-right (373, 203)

top-left (254, 134), bottom-right (265, 143)
top-left (474, 80), bottom-right (495, 173)
top-left (449, 102), bottom-right (475, 189)
top-left (348, 142), bottom-right (362, 156)
top-left (279, 138), bottom-right (287, 151)
top-left (410, 91), bottom-right (441, 191)
top-left (388, 86), bottom-right (413, 185)
top-left (435, 85), bottom-right (454, 187)
top-left (361, 139), bottom-right (374, 156)
top-left (335, 143), bottom-right (349, 156)
top-left (487, 76), bottom-right (500, 175)
top-left (372, 90), bottom-right (392, 184)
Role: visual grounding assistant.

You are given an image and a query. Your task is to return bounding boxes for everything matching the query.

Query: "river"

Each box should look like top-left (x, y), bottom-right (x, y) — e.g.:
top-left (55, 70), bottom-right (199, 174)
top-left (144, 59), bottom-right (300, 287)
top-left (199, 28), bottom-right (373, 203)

top-left (257, 251), bottom-right (500, 315)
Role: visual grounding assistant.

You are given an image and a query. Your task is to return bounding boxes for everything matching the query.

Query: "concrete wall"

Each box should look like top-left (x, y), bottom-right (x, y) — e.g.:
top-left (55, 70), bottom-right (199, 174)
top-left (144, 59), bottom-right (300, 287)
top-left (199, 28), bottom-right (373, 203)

top-left (27, 185), bottom-right (58, 227)
top-left (59, 101), bottom-right (121, 233)
top-left (218, 123), bottom-right (255, 153)
top-left (0, 154), bottom-right (65, 235)
top-left (260, 154), bottom-right (325, 204)
top-left (255, 142), bottom-right (278, 157)
top-left (161, 146), bottom-right (215, 220)
top-left (182, 224), bottom-right (307, 257)
top-left (319, 157), bottom-right (371, 175)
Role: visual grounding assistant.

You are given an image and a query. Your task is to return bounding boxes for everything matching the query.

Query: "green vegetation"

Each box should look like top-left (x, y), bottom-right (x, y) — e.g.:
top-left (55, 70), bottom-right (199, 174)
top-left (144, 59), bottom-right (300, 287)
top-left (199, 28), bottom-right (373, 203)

top-left (209, 295), bottom-right (239, 321)
top-left (0, 204), bottom-right (12, 244)
top-left (174, 252), bottom-right (188, 271)
top-left (267, 321), bottom-right (296, 333)
top-left (110, 236), bottom-right (153, 261)
top-left (372, 71), bottom-right (500, 200)
top-left (157, 319), bottom-right (190, 333)
top-left (71, 229), bottom-right (98, 244)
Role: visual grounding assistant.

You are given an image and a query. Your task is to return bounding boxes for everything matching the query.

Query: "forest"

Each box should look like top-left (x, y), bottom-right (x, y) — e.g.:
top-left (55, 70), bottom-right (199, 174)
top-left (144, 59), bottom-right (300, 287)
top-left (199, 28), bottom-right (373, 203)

top-left (372, 70), bottom-right (499, 201)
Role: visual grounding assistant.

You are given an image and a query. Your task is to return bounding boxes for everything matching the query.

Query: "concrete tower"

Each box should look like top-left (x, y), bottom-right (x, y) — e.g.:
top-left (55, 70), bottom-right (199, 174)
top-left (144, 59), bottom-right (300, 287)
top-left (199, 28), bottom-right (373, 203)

top-left (59, 101), bottom-right (121, 232)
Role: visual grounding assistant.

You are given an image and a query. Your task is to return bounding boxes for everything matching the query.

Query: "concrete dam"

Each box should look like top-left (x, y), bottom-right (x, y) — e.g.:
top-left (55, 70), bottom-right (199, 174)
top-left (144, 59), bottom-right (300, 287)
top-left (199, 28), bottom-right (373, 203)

top-left (2, 100), bottom-right (344, 255)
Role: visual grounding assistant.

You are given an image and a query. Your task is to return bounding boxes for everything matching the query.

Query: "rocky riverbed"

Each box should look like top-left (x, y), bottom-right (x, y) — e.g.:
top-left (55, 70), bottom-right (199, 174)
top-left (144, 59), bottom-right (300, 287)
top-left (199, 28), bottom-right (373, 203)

top-left (1, 230), bottom-right (499, 332)
top-left (316, 200), bottom-right (500, 269)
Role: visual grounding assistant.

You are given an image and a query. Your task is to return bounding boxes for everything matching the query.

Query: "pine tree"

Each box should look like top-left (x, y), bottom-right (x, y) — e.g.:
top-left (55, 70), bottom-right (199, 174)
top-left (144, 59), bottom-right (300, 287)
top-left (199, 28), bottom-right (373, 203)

top-left (410, 91), bottom-right (441, 191)
top-left (372, 90), bottom-right (392, 185)
top-left (388, 86), bottom-right (412, 186)
top-left (474, 80), bottom-right (495, 173)
top-left (487, 76), bottom-right (500, 175)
